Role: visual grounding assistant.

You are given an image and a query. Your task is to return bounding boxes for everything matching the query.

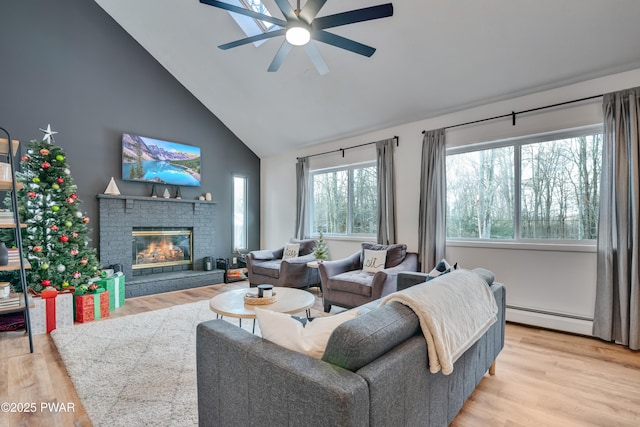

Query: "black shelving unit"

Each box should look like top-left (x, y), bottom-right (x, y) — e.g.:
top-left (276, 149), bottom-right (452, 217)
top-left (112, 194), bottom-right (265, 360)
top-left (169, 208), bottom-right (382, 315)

top-left (0, 129), bottom-right (34, 353)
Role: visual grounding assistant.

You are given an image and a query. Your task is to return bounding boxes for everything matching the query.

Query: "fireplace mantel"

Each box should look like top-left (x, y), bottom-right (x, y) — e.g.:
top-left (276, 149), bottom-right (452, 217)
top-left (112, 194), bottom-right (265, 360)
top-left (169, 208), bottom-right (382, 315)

top-left (97, 193), bottom-right (216, 205)
top-left (97, 194), bottom-right (223, 297)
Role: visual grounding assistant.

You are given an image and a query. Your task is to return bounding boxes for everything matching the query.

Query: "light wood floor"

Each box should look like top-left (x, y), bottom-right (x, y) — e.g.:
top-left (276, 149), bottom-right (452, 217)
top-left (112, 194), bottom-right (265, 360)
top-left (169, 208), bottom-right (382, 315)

top-left (1, 281), bottom-right (639, 427)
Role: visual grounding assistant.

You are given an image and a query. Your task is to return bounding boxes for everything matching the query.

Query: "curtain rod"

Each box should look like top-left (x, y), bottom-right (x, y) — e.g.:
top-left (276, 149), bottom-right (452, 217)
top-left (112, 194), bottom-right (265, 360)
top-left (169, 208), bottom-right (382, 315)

top-left (421, 93), bottom-right (604, 134)
top-left (297, 135), bottom-right (398, 160)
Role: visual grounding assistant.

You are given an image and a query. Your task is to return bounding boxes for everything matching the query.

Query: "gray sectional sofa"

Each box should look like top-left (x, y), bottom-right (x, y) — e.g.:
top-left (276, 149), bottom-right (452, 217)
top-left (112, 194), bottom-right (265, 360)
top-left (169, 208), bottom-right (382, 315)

top-left (196, 268), bottom-right (506, 426)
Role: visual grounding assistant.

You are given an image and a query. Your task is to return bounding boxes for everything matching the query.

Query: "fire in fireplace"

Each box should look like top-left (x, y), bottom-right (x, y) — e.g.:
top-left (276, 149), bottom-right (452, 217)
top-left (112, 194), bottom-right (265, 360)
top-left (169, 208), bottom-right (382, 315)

top-left (132, 228), bottom-right (192, 270)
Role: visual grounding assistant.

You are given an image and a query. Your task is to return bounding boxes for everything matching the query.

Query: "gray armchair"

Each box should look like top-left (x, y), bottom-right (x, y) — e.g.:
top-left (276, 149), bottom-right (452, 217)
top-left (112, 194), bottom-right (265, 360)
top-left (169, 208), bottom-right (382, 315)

top-left (245, 239), bottom-right (317, 288)
top-left (319, 243), bottom-right (419, 312)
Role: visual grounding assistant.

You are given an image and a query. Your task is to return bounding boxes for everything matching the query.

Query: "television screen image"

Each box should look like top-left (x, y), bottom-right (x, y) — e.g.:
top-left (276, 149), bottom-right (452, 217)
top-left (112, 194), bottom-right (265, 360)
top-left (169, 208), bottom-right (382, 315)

top-left (122, 133), bottom-right (201, 187)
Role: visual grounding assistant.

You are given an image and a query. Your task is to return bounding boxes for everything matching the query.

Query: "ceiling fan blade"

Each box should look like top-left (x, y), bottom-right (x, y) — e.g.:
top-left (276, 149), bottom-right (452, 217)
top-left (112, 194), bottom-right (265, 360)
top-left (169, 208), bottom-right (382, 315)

top-left (312, 30), bottom-right (376, 57)
top-left (268, 41), bottom-right (293, 72)
top-left (299, 0), bottom-right (328, 24)
top-left (313, 3), bottom-right (393, 30)
top-left (219, 29), bottom-right (286, 50)
top-left (274, 0), bottom-right (297, 20)
top-left (304, 42), bottom-right (329, 75)
top-left (199, 0), bottom-right (287, 27)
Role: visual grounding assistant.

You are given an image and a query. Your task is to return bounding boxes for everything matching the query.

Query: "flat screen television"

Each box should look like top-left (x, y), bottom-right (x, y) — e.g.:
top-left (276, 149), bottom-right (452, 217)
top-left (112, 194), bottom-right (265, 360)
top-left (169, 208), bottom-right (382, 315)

top-left (122, 133), bottom-right (201, 187)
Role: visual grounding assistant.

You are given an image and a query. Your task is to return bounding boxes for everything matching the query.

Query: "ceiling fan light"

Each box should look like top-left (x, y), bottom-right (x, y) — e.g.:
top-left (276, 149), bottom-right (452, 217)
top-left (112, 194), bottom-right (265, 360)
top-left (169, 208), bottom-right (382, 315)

top-left (285, 26), bottom-right (311, 46)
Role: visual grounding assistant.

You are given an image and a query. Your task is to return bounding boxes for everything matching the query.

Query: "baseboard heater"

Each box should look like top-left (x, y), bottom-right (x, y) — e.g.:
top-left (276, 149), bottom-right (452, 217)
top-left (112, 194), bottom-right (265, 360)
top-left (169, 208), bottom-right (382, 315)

top-left (506, 304), bottom-right (594, 335)
top-left (506, 304), bottom-right (592, 321)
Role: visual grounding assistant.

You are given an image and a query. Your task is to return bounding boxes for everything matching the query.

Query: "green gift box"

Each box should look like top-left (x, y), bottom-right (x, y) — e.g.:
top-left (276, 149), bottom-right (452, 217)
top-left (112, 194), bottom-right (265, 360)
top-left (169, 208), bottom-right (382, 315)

top-left (95, 273), bottom-right (126, 310)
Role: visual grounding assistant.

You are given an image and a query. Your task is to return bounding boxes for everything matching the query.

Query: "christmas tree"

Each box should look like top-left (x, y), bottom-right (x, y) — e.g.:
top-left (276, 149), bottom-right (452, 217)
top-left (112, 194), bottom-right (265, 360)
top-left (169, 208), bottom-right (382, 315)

top-left (313, 232), bottom-right (328, 261)
top-left (16, 126), bottom-right (101, 293)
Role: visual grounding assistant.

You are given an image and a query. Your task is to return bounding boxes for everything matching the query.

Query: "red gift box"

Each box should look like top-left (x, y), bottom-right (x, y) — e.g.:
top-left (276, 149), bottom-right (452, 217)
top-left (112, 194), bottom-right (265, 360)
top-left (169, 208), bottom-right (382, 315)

top-left (75, 291), bottom-right (110, 323)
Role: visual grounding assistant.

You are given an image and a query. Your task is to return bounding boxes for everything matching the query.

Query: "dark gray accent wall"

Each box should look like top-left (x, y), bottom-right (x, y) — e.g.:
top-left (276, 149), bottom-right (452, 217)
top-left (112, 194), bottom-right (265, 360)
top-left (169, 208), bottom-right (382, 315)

top-left (0, 0), bottom-right (260, 261)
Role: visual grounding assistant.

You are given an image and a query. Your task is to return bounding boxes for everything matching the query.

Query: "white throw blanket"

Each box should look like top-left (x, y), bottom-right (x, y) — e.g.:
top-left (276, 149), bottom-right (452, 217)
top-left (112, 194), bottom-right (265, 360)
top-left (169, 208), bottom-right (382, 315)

top-left (380, 269), bottom-right (498, 375)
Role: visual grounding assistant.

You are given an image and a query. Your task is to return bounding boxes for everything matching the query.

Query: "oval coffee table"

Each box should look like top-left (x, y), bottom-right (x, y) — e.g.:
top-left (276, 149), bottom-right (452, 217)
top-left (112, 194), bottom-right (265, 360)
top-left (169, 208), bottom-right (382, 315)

top-left (209, 287), bottom-right (315, 333)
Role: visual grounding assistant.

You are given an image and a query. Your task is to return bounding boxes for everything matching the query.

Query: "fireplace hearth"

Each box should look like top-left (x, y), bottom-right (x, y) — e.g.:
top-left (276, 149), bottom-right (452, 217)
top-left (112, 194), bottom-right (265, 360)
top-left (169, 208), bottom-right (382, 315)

top-left (97, 194), bottom-right (224, 297)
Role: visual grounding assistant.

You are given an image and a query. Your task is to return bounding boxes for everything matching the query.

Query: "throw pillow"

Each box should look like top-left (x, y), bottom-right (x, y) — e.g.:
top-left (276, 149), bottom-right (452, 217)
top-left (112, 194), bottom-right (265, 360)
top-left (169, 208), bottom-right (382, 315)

top-left (426, 258), bottom-right (459, 281)
top-left (251, 249), bottom-right (275, 260)
top-left (361, 242), bottom-right (407, 268)
top-left (255, 308), bottom-right (359, 359)
top-left (282, 243), bottom-right (300, 260)
top-left (362, 249), bottom-right (387, 273)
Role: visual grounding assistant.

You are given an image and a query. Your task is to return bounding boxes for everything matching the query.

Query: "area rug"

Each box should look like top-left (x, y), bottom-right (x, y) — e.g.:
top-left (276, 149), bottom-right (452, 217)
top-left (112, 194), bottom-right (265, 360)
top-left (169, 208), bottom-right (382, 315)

top-left (51, 299), bottom-right (311, 426)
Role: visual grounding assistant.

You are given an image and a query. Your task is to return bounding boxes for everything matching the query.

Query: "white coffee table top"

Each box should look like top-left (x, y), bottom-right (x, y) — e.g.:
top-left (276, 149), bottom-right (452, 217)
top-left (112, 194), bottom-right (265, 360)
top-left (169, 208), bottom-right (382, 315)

top-left (209, 287), bottom-right (315, 319)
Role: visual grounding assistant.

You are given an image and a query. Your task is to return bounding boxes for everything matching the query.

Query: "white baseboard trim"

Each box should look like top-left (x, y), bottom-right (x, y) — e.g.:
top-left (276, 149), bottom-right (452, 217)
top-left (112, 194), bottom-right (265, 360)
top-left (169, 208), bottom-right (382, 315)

top-left (506, 307), bottom-right (594, 336)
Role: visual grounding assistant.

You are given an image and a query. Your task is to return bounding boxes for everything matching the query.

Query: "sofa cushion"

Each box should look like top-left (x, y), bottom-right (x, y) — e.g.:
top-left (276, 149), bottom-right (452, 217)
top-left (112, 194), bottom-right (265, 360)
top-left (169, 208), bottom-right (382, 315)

top-left (255, 307), bottom-right (359, 359)
top-left (282, 243), bottom-right (300, 260)
top-left (250, 249), bottom-right (274, 260)
top-left (252, 260), bottom-right (282, 278)
top-left (361, 243), bottom-right (407, 268)
top-left (322, 301), bottom-right (420, 371)
top-left (472, 268), bottom-right (495, 286)
top-left (326, 270), bottom-right (374, 297)
top-left (290, 238), bottom-right (316, 256)
top-left (362, 249), bottom-right (387, 273)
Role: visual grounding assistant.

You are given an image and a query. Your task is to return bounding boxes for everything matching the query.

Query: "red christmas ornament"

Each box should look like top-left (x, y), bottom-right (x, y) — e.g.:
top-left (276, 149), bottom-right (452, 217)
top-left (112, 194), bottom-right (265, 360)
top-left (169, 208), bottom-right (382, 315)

top-left (50, 225), bottom-right (59, 231)
top-left (59, 235), bottom-right (69, 243)
top-left (41, 279), bottom-right (52, 286)
top-left (28, 191), bottom-right (37, 198)
top-left (73, 271), bottom-right (81, 279)
top-left (33, 246), bottom-right (43, 252)
top-left (40, 148), bottom-right (50, 155)
top-left (70, 248), bottom-right (79, 256)
top-left (57, 177), bottom-right (64, 184)
top-left (41, 161), bottom-right (51, 169)
top-left (82, 216), bottom-right (90, 223)
top-left (80, 258), bottom-right (88, 265)
top-left (88, 283), bottom-right (98, 292)
top-left (66, 197), bottom-right (75, 204)
top-left (21, 155), bottom-right (29, 162)
top-left (71, 193), bottom-right (78, 199)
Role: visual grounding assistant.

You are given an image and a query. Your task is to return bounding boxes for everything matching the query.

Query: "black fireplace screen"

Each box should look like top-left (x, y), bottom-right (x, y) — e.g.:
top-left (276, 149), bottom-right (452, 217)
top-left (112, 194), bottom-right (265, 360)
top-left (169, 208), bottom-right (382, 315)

top-left (132, 229), bottom-right (192, 269)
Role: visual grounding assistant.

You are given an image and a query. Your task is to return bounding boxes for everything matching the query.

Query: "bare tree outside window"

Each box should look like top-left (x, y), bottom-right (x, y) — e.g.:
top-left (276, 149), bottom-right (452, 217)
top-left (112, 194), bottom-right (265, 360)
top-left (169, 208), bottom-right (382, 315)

top-left (447, 129), bottom-right (602, 241)
top-left (447, 146), bottom-right (514, 239)
top-left (521, 134), bottom-right (601, 239)
top-left (311, 164), bottom-right (377, 236)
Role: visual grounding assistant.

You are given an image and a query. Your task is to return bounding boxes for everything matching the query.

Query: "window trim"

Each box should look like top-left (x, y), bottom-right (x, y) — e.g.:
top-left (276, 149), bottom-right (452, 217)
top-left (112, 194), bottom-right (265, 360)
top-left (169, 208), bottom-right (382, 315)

top-left (309, 160), bottom-right (377, 238)
top-left (446, 124), bottom-right (603, 245)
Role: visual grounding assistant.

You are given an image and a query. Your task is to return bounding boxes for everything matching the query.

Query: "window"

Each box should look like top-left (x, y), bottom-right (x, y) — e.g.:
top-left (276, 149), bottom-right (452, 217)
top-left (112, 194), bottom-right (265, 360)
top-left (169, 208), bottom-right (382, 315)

top-left (446, 127), bottom-right (602, 241)
top-left (310, 162), bottom-right (377, 237)
top-left (227, 0), bottom-right (277, 46)
top-left (240, 0), bottom-right (275, 31)
top-left (233, 175), bottom-right (248, 251)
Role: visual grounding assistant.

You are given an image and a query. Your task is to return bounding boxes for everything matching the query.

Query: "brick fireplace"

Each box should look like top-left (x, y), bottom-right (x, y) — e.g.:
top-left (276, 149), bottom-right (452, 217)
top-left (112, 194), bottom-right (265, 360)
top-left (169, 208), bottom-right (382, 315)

top-left (97, 194), bottom-right (224, 297)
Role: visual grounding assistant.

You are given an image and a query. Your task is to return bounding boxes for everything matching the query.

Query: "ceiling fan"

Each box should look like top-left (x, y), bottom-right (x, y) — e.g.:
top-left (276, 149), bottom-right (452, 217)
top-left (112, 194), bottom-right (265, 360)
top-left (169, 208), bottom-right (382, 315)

top-left (199, 0), bottom-right (394, 74)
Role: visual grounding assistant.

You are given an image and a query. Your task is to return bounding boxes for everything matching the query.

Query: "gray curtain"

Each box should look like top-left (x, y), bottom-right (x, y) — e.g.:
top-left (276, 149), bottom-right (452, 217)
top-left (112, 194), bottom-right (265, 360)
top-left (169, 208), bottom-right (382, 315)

top-left (376, 138), bottom-right (396, 244)
top-left (294, 157), bottom-right (309, 239)
top-left (418, 129), bottom-right (446, 272)
top-left (593, 87), bottom-right (640, 350)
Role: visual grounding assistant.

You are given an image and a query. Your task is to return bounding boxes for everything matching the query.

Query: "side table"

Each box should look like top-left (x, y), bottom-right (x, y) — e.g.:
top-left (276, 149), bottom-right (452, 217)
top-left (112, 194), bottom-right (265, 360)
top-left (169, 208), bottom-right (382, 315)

top-left (306, 261), bottom-right (322, 296)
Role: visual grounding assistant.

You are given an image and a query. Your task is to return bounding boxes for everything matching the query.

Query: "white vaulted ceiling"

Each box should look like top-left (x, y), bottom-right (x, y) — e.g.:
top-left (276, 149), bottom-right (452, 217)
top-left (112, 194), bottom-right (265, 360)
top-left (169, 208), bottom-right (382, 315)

top-left (94, 0), bottom-right (640, 158)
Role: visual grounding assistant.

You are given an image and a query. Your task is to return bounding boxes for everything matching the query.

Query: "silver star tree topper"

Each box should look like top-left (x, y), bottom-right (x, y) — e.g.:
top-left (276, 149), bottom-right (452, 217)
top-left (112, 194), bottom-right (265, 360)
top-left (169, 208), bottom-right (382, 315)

top-left (39, 124), bottom-right (58, 143)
